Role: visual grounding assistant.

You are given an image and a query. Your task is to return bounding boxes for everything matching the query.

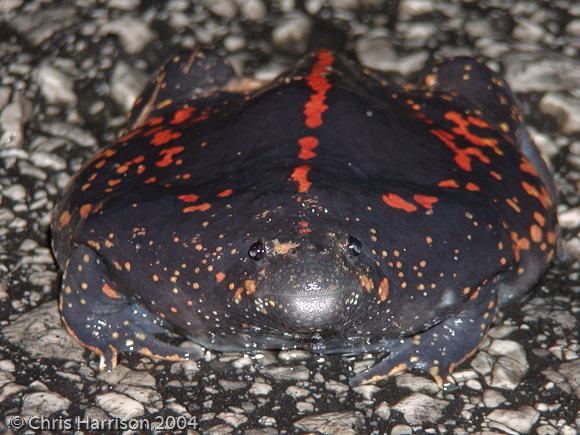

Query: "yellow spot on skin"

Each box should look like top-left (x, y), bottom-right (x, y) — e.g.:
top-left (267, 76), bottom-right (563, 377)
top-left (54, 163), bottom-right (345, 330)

top-left (124, 262), bottom-right (131, 271)
top-left (272, 240), bottom-right (300, 255)
top-left (463, 287), bottom-right (470, 295)
top-left (170, 306), bottom-right (177, 313)
top-left (81, 282), bottom-right (88, 290)
top-left (87, 240), bottom-right (101, 251)
top-left (359, 275), bottom-right (374, 292)
top-left (216, 272), bottom-right (226, 283)
top-left (152, 274), bottom-right (159, 282)
top-left (429, 367), bottom-right (443, 388)
top-left (156, 98), bottom-right (173, 109)
top-left (234, 287), bottom-right (244, 303)
top-left (426, 236), bottom-right (433, 244)
top-left (139, 347), bottom-right (183, 362)
top-left (387, 363), bottom-right (408, 377)
top-left (245, 280), bottom-right (256, 295)
top-left (378, 278), bottom-right (389, 301)
top-left (530, 224), bottom-right (542, 243)
top-left (64, 286), bottom-right (72, 294)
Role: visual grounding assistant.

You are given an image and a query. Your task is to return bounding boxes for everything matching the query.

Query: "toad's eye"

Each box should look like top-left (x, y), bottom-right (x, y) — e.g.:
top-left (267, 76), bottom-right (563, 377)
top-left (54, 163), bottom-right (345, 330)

top-left (347, 236), bottom-right (362, 256)
top-left (248, 241), bottom-right (266, 261)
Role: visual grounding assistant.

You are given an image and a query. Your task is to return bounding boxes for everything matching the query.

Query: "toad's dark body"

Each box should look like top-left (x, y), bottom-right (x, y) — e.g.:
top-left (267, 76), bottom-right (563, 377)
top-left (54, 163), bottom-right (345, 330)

top-left (52, 50), bottom-right (557, 385)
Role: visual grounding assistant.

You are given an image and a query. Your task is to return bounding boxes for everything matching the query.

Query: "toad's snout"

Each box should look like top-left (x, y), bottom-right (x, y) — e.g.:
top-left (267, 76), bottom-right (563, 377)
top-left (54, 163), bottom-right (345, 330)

top-left (250, 236), bottom-right (368, 333)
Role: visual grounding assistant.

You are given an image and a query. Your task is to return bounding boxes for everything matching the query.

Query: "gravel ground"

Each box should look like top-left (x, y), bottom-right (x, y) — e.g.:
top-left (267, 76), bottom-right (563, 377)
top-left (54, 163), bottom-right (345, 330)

top-left (0, 0), bottom-right (579, 434)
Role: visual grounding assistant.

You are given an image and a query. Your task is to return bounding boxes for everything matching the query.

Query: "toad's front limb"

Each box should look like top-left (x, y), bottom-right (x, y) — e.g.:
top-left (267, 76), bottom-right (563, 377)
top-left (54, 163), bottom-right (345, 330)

top-left (59, 245), bottom-right (203, 371)
top-left (350, 282), bottom-right (500, 387)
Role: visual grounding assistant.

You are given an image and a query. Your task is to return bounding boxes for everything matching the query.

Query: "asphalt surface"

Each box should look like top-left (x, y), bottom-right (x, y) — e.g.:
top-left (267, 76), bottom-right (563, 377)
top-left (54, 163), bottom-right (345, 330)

top-left (0, 0), bottom-right (578, 434)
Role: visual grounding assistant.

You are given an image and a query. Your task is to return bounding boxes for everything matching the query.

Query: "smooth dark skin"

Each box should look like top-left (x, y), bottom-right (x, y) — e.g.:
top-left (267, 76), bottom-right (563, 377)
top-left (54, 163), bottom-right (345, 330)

top-left (52, 49), bottom-right (557, 386)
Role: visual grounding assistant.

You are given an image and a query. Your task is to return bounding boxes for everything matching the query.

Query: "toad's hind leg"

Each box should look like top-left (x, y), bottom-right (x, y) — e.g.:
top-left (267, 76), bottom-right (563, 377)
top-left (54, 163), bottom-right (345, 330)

top-left (350, 288), bottom-right (499, 387)
top-left (59, 245), bottom-right (202, 371)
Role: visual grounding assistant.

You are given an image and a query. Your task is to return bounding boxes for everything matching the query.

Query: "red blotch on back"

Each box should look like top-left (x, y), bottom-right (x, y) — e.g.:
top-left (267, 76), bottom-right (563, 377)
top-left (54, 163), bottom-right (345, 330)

top-left (171, 107), bottom-right (196, 124)
top-left (413, 194), bottom-right (439, 209)
top-left (291, 165), bottom-right (312, 193)
top-left (304, 50), bottom-right (334, 129)
top-left (217, 189), bottom-right (233, 198)
top-left (297, 136), bottom-right (319, 160)
top-left (151, 129), bottom-right (182, 146)
top-left (178, 194), bottom-right (199, 202)
top-left (156, 146), bottom-right (184, 167)
top-left (183, 203), bottom-right (211, 213)
top-left (438, 179), bottom-right (459, 188)
top-left (382, 193), bottom-right (417, 213)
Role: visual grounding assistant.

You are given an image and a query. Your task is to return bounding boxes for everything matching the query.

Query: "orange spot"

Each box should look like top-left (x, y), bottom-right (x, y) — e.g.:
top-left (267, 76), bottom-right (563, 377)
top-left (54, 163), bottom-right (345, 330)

top-left (413, 194), bottom-right (439, 209)
top-left (490, 170), bottom-right (502, 180)
top-left (298, 220), bottom-right (312, 235)
top-left (116, 155), bottom-right (145, 174)
top-left (446, 111), bottom-right (502, 155)
top-left (215, 272), bottom-right (226, 283)
top-left (379, 278), bottom-right (389, 301)
top-left (147, 116), bottom-right (164, 126)
top-left (58, 211), bottom-right (72, 229)
top-left (183, 203), bottom-right (211, 213)
top-left (171, 106), bottom-right (196, 125)
top-left (304, 50), bottom-right (334, 129)
top-left (156, 146), bottom-right (184, 167)
top-left (79, 204), bottom-right (92, 218)
top-left (297, 136), bottom-right (319, 160)
top-left (431, 129), bottom-right (490, 171)
top-left (144, 176), bottom-right (157, 184)
top-left (521, 181), bottom-right (552, 209)
top-left (511, 231), bottom-right (530, 262)
top-left (151, 129), bottom-right (182, 146)
top-left (382, 193), bottom-right (417, 213)
top-left (102, 283), bottom-right (121, 299)
top-left (291, 165), bottom-right (312, 193)
top-left (466, 182), bottom-right (480, 192)
top-left (533, 212), bottom-right (545, 226)
top-left (95, 159), bottom-right (107, 169)
top-left (245, 279), bottom-right (256, 295)
top-left (107, 179), bottom-right (122, 187)
top-left (118, 128), bottom-right (143, 142)
top-left (438, 179), bottom-right (459, 188)
top-left (506, 198), bottom-right (521, 213)
top-left (520, 157), bottom-right (538, 176)
top-left (530, 224), bottom-right (542, 243)
top-left (217, 189), bottom-right (233, 198)
top-left (178, 194), bottom-right (199, 202)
